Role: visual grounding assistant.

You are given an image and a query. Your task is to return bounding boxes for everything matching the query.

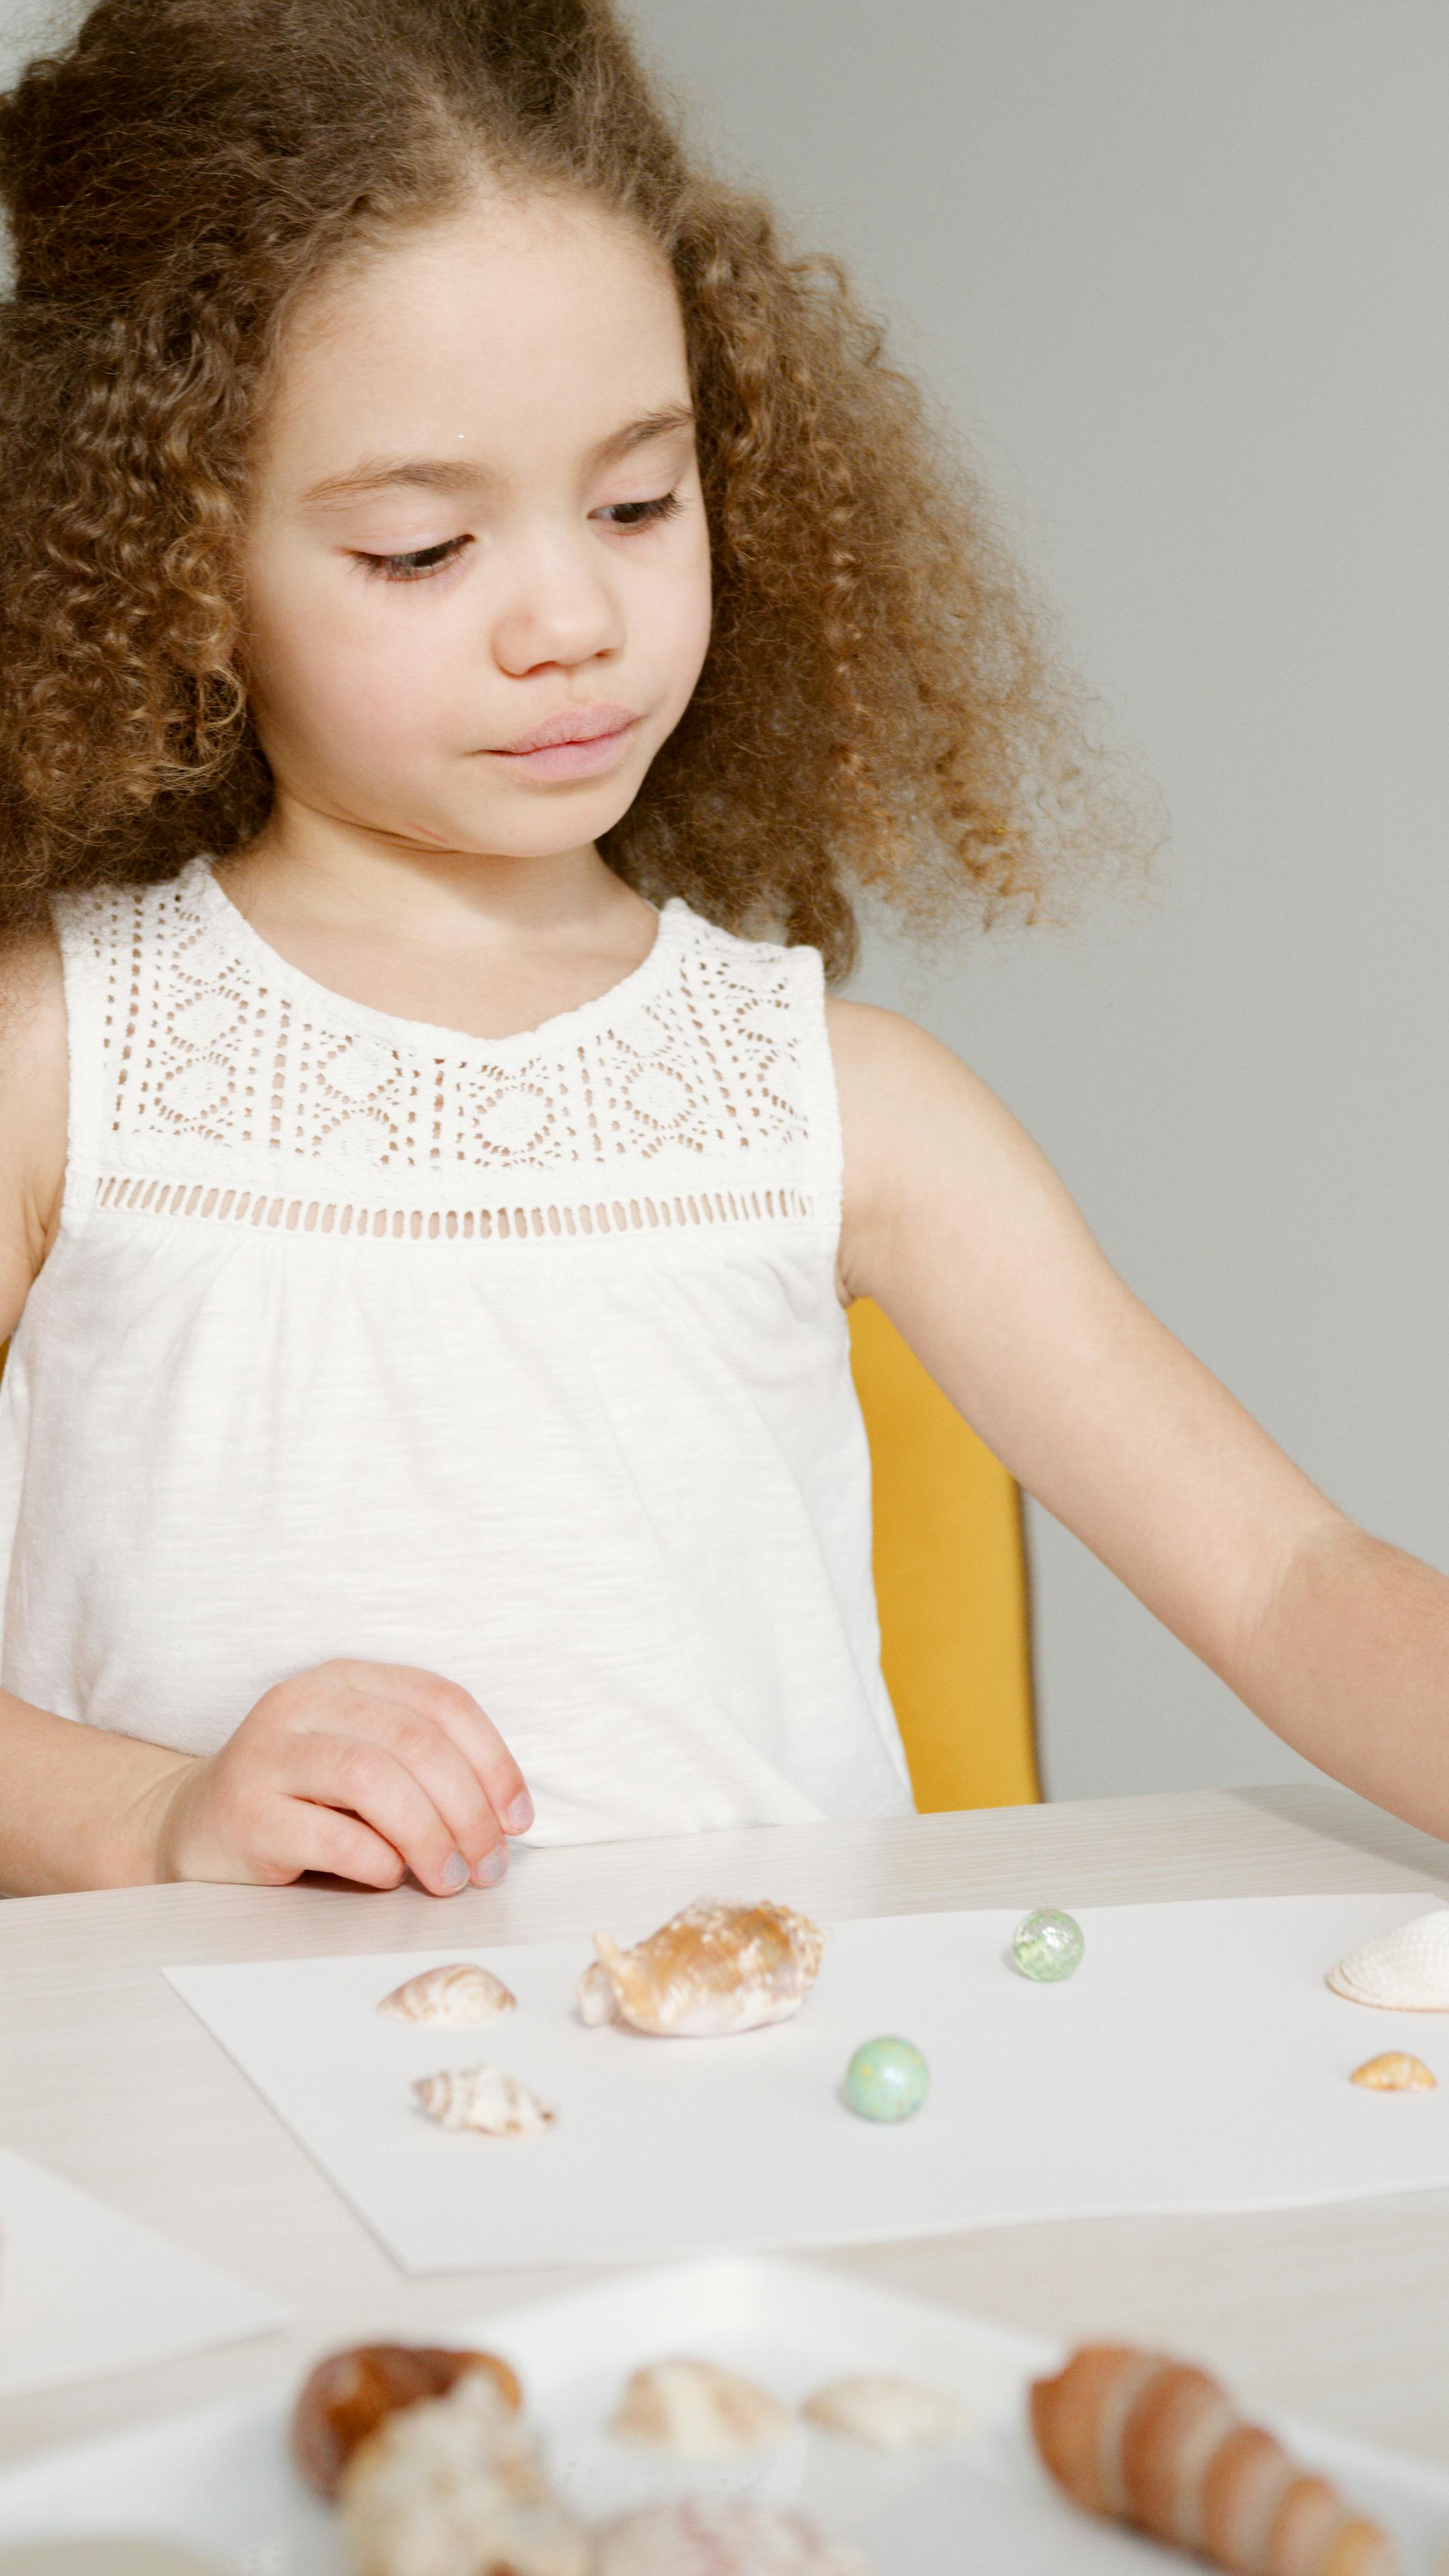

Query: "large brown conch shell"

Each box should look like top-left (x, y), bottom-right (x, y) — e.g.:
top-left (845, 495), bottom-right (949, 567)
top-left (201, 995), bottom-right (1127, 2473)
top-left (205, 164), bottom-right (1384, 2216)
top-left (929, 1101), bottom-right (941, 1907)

top-left (291, 2342), bottom-right (521, 2500)
top-left (1030, 2344), bottom-right (1397, 2575)
top-left (576, 1898), bottom-right (826, 2037)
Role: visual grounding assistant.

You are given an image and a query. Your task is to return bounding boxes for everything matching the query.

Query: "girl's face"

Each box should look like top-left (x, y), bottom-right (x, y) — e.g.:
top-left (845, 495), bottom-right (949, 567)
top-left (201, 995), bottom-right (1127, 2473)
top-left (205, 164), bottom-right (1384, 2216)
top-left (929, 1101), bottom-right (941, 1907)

top-left (241, 192), bottom-right (713, 864)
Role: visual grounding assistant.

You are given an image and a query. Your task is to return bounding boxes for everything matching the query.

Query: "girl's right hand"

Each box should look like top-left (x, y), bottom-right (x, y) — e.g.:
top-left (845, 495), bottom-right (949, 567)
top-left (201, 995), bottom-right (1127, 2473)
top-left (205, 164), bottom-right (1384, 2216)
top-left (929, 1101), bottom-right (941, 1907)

top-left (150, 1660), bottom-right (534, 1896)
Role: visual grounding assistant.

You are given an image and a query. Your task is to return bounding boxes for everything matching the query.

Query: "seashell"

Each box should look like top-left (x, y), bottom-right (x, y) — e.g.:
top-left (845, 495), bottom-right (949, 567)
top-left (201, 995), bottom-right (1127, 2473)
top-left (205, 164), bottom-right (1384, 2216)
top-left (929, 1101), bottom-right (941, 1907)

top-left (576, 1898), bottom-right (826, 2037)
top-left (608, 2357), bottom-right (794, 2457)
top-left (1350, 2052), bottom-right (1436, 2092)
top-left (1326, 1908), bottom-right (1449, 2010)
top-left (413, 2065), bottom-right (555, 2136)
top-left (1030, 2345), bottom-right (1398, 2576)
top-left (340, 2369), bottom-right (590, 2576)
top-left (802, 2375), bottom-right (971, 2450)
top-left (377, 1963), bottom-right (517, 2026)
top-left (594, 2500), bottom-right (870, 2575)
top-left (291, 2342), bottom-right (522, 2499)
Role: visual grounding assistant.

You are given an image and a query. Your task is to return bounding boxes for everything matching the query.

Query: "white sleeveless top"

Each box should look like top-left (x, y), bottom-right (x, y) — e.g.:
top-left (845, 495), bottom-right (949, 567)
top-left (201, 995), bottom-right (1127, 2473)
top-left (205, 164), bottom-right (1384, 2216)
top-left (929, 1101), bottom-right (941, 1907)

top-left (0, 859), bottom-right (914, 1844)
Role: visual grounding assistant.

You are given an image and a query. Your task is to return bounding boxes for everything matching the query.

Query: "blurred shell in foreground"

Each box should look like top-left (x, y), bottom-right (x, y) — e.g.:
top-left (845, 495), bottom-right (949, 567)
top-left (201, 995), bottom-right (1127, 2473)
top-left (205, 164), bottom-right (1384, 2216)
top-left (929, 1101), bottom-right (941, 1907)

top-left (596, 2500), bottom-right (869, 2573)
top-left (339, 2369), bottom-right (588, 2575)
top-left (291, 2341), bottom-right (522, 2499)
top-left (608, 2357), bottom-right (793, 2456)
top-left (802, 2375), bottom-right (971, 2449)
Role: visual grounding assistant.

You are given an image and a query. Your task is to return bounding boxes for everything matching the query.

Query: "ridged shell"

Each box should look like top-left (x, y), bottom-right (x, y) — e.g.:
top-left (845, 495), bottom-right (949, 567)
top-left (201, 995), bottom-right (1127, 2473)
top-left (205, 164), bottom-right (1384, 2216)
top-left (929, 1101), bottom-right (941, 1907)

top-left (413, 2065), bottom-right (555, 2136)
top-left (1326, 1909), bottom-right (1449, 2011)
top-left (802, 2375), bottom-right (971, 2451)
top-left (377, 1963), bottom-right (517, 2025)
top-left (608, 2358), bottom-right (793, 2457)
top-left (595, 2502), bottom-right (869, 2575)
top-left (1350, 2052), bottom-right (1436, 2092)
top-left (340, 2369), bottom-right (590, 2576)
top-left (577, 1898), bottom-right (826, 2037)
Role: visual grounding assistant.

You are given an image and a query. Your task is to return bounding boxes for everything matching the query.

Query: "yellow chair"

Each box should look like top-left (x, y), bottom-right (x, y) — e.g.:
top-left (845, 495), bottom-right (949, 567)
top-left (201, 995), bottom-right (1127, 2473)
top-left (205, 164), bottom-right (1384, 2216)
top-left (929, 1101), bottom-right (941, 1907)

top-left (847, 1296), bottom-right (1038, 1812)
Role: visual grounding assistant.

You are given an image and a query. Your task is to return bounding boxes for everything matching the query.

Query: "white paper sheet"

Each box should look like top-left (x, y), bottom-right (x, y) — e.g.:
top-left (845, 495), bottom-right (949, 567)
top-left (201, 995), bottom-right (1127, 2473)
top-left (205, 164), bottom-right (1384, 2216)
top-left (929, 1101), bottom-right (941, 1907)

top-left (0, 2145), bottom-right (288, 2397)
top-left (165, 1890), bottom-right (1449, 2275)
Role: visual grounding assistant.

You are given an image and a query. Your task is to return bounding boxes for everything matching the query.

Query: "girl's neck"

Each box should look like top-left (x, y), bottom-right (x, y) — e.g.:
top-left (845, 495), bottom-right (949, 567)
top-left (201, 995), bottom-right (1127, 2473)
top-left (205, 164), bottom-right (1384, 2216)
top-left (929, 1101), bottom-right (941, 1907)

top-left (213, 812), bottom-right (661, 1044)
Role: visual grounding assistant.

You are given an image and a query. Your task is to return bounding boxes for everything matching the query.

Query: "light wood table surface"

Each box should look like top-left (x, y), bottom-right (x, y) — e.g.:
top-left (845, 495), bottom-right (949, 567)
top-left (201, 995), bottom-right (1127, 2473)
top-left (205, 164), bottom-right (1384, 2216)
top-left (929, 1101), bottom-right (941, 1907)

top-left (4, 1783), bottom-right (1449, 2475)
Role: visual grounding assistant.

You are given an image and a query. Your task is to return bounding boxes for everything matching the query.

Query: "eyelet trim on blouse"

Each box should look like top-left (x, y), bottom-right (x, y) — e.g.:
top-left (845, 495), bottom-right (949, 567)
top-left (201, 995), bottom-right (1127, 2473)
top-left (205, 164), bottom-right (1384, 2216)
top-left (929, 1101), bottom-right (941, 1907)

top-left (92, 1171), bottom-right (827, 1240)
top-left (58, 859), bottom-right (843, 1237)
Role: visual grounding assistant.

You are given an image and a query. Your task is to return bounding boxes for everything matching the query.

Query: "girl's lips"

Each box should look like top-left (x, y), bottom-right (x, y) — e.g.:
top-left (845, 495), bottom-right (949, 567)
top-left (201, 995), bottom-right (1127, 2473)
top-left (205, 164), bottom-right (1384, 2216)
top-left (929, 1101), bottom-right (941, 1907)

top-left (488, 718), bottom-right (639, 780)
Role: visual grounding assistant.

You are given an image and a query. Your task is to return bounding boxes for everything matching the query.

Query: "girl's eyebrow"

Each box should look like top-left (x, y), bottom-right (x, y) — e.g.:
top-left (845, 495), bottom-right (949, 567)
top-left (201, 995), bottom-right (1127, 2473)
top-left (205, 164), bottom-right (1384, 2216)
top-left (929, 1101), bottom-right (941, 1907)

top-left (301, 404), bottom-right (696, 511)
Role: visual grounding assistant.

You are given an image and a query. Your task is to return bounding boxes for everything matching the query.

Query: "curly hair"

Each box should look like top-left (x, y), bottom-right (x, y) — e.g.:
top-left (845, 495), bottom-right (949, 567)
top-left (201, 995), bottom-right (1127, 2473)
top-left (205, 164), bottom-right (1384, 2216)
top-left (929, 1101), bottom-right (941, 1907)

top-left (0, 0), bottom-right (1159, 980)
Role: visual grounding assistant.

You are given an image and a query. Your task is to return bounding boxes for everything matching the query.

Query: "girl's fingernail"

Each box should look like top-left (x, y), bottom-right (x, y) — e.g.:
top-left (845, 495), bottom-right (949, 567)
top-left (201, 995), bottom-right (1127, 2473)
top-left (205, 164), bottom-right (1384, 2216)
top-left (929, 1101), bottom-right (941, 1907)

top-left (504, 1792), bottom-right (534, 1835)
top-left (440, 1851), bottom-right (469, 1891)
top-left (474, 1846), bottom-right (508, 1887)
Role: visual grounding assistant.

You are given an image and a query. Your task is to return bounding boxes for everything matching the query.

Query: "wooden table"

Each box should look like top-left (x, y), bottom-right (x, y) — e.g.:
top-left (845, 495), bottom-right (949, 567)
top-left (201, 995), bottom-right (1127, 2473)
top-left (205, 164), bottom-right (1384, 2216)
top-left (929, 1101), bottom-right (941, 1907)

top-left (4, 1783), bottom-right (1448, 2475)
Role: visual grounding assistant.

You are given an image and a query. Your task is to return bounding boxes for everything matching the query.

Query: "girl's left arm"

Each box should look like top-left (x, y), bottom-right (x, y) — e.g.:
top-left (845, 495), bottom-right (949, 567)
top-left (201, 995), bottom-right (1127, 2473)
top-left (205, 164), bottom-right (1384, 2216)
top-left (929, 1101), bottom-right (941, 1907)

top-left (828, 999), bottom-right (1449, 1837)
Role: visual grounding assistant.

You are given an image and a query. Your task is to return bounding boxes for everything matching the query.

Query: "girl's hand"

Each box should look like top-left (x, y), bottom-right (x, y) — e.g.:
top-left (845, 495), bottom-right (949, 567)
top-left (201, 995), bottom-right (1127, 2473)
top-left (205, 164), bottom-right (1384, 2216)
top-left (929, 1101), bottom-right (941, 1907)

top-left (150, 1660), bottom-right (534, 1896)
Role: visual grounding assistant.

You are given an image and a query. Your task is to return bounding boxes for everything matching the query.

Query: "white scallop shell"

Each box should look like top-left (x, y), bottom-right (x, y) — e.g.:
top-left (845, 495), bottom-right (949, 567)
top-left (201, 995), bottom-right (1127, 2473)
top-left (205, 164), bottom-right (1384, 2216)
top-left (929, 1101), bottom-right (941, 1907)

top-left (377, 1962), bottom-right (517, 2025)
top-left (608, 2357), bottom-right (794, 2457)
top-left (1326, 1909), bottom-right (1449, 2010)
top-left (340, 2369), bottom-right (590, 2576)
top-left (412, 2066), bottom-right (555, 2137)
top-left (801, 2374), bottom-right (971, 2450)
top-left (595, 2502), bottom-right (869, 2576)
top-left (577, 1898), bottom-right (826, 2038)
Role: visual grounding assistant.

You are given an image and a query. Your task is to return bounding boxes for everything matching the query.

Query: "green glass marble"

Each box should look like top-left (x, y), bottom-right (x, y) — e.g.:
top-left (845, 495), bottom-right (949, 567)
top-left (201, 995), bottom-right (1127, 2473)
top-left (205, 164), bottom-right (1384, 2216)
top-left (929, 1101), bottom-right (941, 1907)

top-left (1012, 1907), bottom-right (1085, 1982)
top-left (843, 2035), bottom-right (930, 2123)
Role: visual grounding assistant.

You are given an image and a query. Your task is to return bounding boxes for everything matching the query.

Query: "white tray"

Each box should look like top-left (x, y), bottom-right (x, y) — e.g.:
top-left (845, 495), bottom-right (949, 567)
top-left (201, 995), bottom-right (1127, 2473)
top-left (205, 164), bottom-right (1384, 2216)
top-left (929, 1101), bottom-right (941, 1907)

top-left (1, 2257), bottom-right (1446, 2573)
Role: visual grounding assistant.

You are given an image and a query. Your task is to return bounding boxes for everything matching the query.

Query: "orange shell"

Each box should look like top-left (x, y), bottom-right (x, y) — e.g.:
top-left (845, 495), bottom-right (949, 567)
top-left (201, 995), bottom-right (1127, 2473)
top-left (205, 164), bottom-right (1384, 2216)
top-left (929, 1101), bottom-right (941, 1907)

top-left (1350, 2052), bottom-right (1436, 2092)
top-left (1028, 2347), bottom-right (1160, 2516)
top-left (290, 2343), bottom-right (521, 2499)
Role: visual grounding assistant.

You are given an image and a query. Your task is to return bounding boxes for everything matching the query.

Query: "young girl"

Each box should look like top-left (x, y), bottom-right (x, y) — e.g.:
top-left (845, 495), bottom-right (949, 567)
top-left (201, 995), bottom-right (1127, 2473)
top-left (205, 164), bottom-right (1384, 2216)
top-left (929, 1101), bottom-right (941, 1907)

top-left (1, 0), bottom-right (1444, 1902)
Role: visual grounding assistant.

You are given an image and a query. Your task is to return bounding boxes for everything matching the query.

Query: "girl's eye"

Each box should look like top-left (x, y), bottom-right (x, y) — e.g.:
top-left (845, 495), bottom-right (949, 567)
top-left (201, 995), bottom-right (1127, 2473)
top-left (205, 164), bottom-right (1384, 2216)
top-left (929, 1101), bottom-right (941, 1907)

top-left (358, 535), bottom-right (472, 583)
top-left (594, 492), bottom-right (682, 532)
top-left (356, 491), bottom-right (680, 582)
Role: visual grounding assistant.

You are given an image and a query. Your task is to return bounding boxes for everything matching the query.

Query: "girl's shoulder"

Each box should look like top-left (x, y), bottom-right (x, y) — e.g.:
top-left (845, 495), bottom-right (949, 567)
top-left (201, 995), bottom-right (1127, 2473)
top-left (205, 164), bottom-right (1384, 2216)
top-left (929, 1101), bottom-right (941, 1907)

top-left (825, 995), bottom-right (1029, 1307)
top-left (0, 925), bottom-right (69, 1334)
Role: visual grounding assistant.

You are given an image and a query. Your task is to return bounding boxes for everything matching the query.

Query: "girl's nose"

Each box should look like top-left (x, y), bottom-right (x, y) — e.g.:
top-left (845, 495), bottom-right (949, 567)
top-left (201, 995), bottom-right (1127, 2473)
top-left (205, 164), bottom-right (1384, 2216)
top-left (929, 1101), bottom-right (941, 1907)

top-left (490, 533), bottom-right (625, 677)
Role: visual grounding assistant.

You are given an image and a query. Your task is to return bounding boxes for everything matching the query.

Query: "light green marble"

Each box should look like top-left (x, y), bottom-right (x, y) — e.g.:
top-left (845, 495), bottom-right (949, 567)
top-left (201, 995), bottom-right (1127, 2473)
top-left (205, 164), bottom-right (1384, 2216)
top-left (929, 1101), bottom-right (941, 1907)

top-left (1011, 1907), bottom-right (1085, 1982)
top-left (843, 2034), bottom-right (930, 2123)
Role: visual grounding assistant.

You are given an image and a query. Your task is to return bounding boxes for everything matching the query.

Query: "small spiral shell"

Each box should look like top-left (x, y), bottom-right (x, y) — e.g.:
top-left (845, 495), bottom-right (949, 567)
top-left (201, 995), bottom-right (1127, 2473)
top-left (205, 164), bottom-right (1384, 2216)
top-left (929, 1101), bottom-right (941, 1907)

top-left (413, 2065), bottom-right (556, 2136)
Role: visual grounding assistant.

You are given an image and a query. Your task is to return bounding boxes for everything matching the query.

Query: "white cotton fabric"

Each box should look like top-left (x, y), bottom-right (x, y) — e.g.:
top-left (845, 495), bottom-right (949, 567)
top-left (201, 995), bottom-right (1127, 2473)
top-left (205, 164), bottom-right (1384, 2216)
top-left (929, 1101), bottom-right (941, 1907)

top-left (0, 859), bottom-right (914, 1843)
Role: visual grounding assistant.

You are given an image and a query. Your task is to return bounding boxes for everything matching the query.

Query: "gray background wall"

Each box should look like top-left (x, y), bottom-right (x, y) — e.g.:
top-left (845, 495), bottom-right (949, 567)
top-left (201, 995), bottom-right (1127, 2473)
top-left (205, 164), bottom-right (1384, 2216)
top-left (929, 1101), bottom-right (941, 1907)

top-left (3, 1), bottom-right (1446, 1803)
top-left (620, 1), bottom-right (1449, 1801)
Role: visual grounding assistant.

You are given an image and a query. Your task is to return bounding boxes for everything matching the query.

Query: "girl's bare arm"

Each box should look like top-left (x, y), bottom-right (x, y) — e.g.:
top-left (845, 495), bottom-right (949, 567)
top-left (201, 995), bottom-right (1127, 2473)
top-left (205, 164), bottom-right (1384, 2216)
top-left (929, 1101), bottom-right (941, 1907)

top-left (0, 939), bottom-right (532, 1896)
top-left (830, 997), bottom-right (1449, 1837)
